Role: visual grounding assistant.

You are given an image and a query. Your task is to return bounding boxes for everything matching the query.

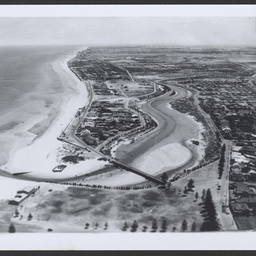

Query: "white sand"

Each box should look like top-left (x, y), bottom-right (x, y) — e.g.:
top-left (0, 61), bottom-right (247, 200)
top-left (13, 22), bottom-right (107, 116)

top-left (167, 105), bottom-right (207, 166)
top-left (84, 143), bottom-right (192, 187)
top-left (22, 159), bottom-right (107, 180)
top-left (133, 143), bottom-right (191, 175)
top-left (86, 171), bottom-right (147, 186)
top-left (185, 114), bottom-right (207, 166)
top-left (1, 49), bottom-right (105, 183)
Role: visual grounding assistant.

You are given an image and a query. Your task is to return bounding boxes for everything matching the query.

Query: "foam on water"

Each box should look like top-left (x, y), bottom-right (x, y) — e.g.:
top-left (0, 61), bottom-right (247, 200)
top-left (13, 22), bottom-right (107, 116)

top-left (0, 45), bottom-right (85, 165)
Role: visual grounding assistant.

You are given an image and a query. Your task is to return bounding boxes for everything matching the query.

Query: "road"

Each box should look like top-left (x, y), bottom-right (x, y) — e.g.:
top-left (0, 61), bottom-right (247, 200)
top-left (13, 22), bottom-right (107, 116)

top-left (193, 90), bottom-right (236, 230)
top-left (193, 90), bottom-right (224, 141)
top-left (216, 140), bottom-right (237, 230)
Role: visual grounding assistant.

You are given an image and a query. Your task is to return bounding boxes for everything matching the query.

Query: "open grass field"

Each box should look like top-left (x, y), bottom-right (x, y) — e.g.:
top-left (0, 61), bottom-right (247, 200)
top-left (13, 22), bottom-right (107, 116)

top-left (120, 81), bottom-right (154, 97)
top-left (174, 161), bottom-right (220, 206)
top-left (3, 159), bottom-right (221, 233)
top-left (8, 182), bottom-right (205, 233)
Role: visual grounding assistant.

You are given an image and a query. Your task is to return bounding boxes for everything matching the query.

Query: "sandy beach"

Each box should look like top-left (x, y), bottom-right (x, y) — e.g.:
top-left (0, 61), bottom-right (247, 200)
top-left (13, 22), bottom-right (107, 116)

top-left (1, 48), bottom-right (105, 184)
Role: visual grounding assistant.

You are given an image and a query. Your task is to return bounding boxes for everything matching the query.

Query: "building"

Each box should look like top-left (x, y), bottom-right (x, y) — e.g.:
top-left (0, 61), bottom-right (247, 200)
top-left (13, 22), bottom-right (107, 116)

top-left (240, 146), bottom-right (256, 157)
top-left (9, 186), bottom-right (40, 206)
top-left (230, 202), bottom-right (252, 216)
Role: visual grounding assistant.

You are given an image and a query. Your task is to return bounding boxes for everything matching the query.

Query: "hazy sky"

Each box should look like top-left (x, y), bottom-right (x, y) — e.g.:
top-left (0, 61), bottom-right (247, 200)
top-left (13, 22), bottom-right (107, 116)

top-left (0, 17), bottom-right (255, 46)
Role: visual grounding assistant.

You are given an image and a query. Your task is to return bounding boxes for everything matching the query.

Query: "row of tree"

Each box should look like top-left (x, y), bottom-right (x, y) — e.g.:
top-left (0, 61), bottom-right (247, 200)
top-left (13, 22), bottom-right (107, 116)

top-left (218, 144), bottom-right (226, 179)
top-left (181, 220), bottom-right (197, 232)
top-left (170, 157), bottom-right (220, 183)
top-left (200, 188), bottom-right (221, 231)
top-left (84, 222), bottom-right (108, 230)
top-left (61, 182), bottom-right (154, 191)
top-left (122, 218), bottom-right (197, 232)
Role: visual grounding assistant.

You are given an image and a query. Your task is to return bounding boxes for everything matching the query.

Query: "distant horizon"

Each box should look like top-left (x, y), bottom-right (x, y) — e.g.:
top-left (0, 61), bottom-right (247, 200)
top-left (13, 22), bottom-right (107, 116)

top-left (0, 17), bottom-right (255, 47)
top-left (0, 43), bottom-right (256, 48)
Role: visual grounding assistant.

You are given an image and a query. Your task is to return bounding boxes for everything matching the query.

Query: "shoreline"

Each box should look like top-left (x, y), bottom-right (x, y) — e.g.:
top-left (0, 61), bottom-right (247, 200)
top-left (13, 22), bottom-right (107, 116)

top-left (1, 48), bottom-right (92, 179)
top-left (131, 109), bottom-right (207, 181)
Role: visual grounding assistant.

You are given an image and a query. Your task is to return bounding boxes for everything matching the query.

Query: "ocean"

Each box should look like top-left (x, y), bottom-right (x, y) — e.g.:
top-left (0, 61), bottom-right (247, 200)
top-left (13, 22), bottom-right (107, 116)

top-left (0, 45), bottom-right (84, 165)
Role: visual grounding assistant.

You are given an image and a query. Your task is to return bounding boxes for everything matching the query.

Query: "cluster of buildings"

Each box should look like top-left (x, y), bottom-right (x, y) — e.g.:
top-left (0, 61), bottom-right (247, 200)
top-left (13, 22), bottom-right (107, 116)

top-left (228, 142), bottom-right (256, 219)
top-left (93, 82), bottom-right (122, 96)
top-left (76, 100), bottom-right (141, 147)
top-left (185, 79), bottom-right (256, 140)
top-left (229, 182), bottom-right (256, 217)
top-left (68, 59), bottom-right (130, 81)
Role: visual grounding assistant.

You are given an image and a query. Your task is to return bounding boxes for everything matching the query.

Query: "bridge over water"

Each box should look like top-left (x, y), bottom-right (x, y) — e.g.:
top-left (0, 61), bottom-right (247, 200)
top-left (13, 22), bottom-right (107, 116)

top-left (58, 137), bottom-right (164, 185)
top-left (109, 159), bottom-right (165, 185)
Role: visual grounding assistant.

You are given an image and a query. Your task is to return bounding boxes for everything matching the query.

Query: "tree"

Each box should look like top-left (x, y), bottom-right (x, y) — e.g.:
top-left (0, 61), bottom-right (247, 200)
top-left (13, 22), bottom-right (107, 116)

top-left (181, 220), bottom-right (188, 232)
top-left (161, 218), bottom-right (167, 232)
top-left (131, 220), bottom-right (138, 232)
top-left (142, 225), bottom-right (148, 232)
top-left (201, 189), bottom-right (220, 231)
top-left (122, 221), bottom-right (129, 231)
top-left (201, 189), bottom-right (206, 202)
top-left (14, 209), bottom-right (19, 218)
top-left (191, 222), bottom-right (196, 232)
top-left (151, 218), bottom-right (158, 232)
top-left (187, 178), bottom-right (195, 191)
top-left (8, 224), bottom-right (16, 233)
top-left (218, 144), bottom-right (226, 179)
top-left (28, 213), bottom-right (33, 221)
top-left (85, 223), bottom-right (90, 229)
top-left (195, 192), bottom-right (199, 201)
top-left (205, 189), bottom-right (217, 220)
top-left (222, 144), bottom-right (226, 153)
top-left (161, 172), bottom-right (168, 184)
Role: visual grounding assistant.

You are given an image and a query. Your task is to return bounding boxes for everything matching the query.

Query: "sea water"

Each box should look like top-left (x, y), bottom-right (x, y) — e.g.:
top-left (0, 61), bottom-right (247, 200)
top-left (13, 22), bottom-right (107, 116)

top-left (0, 45), bottom-right (84, 165)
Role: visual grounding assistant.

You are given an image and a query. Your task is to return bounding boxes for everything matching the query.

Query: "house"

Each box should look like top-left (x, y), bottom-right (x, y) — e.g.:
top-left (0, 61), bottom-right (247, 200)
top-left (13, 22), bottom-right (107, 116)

top-left (231, 163), bottom-right (242, 173)
top-left (229, 182), bottom-right (237, 190)
top-left (230, 202), bottom-right (253, 216)
top-left (9, 186), bottom-right (40, 205)
top-left (240, 146), bottom-right (256, 157)
top-left (249, 170), bottom-right (256, 181)
top-left (230, 172), bottom-right (244, 182)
